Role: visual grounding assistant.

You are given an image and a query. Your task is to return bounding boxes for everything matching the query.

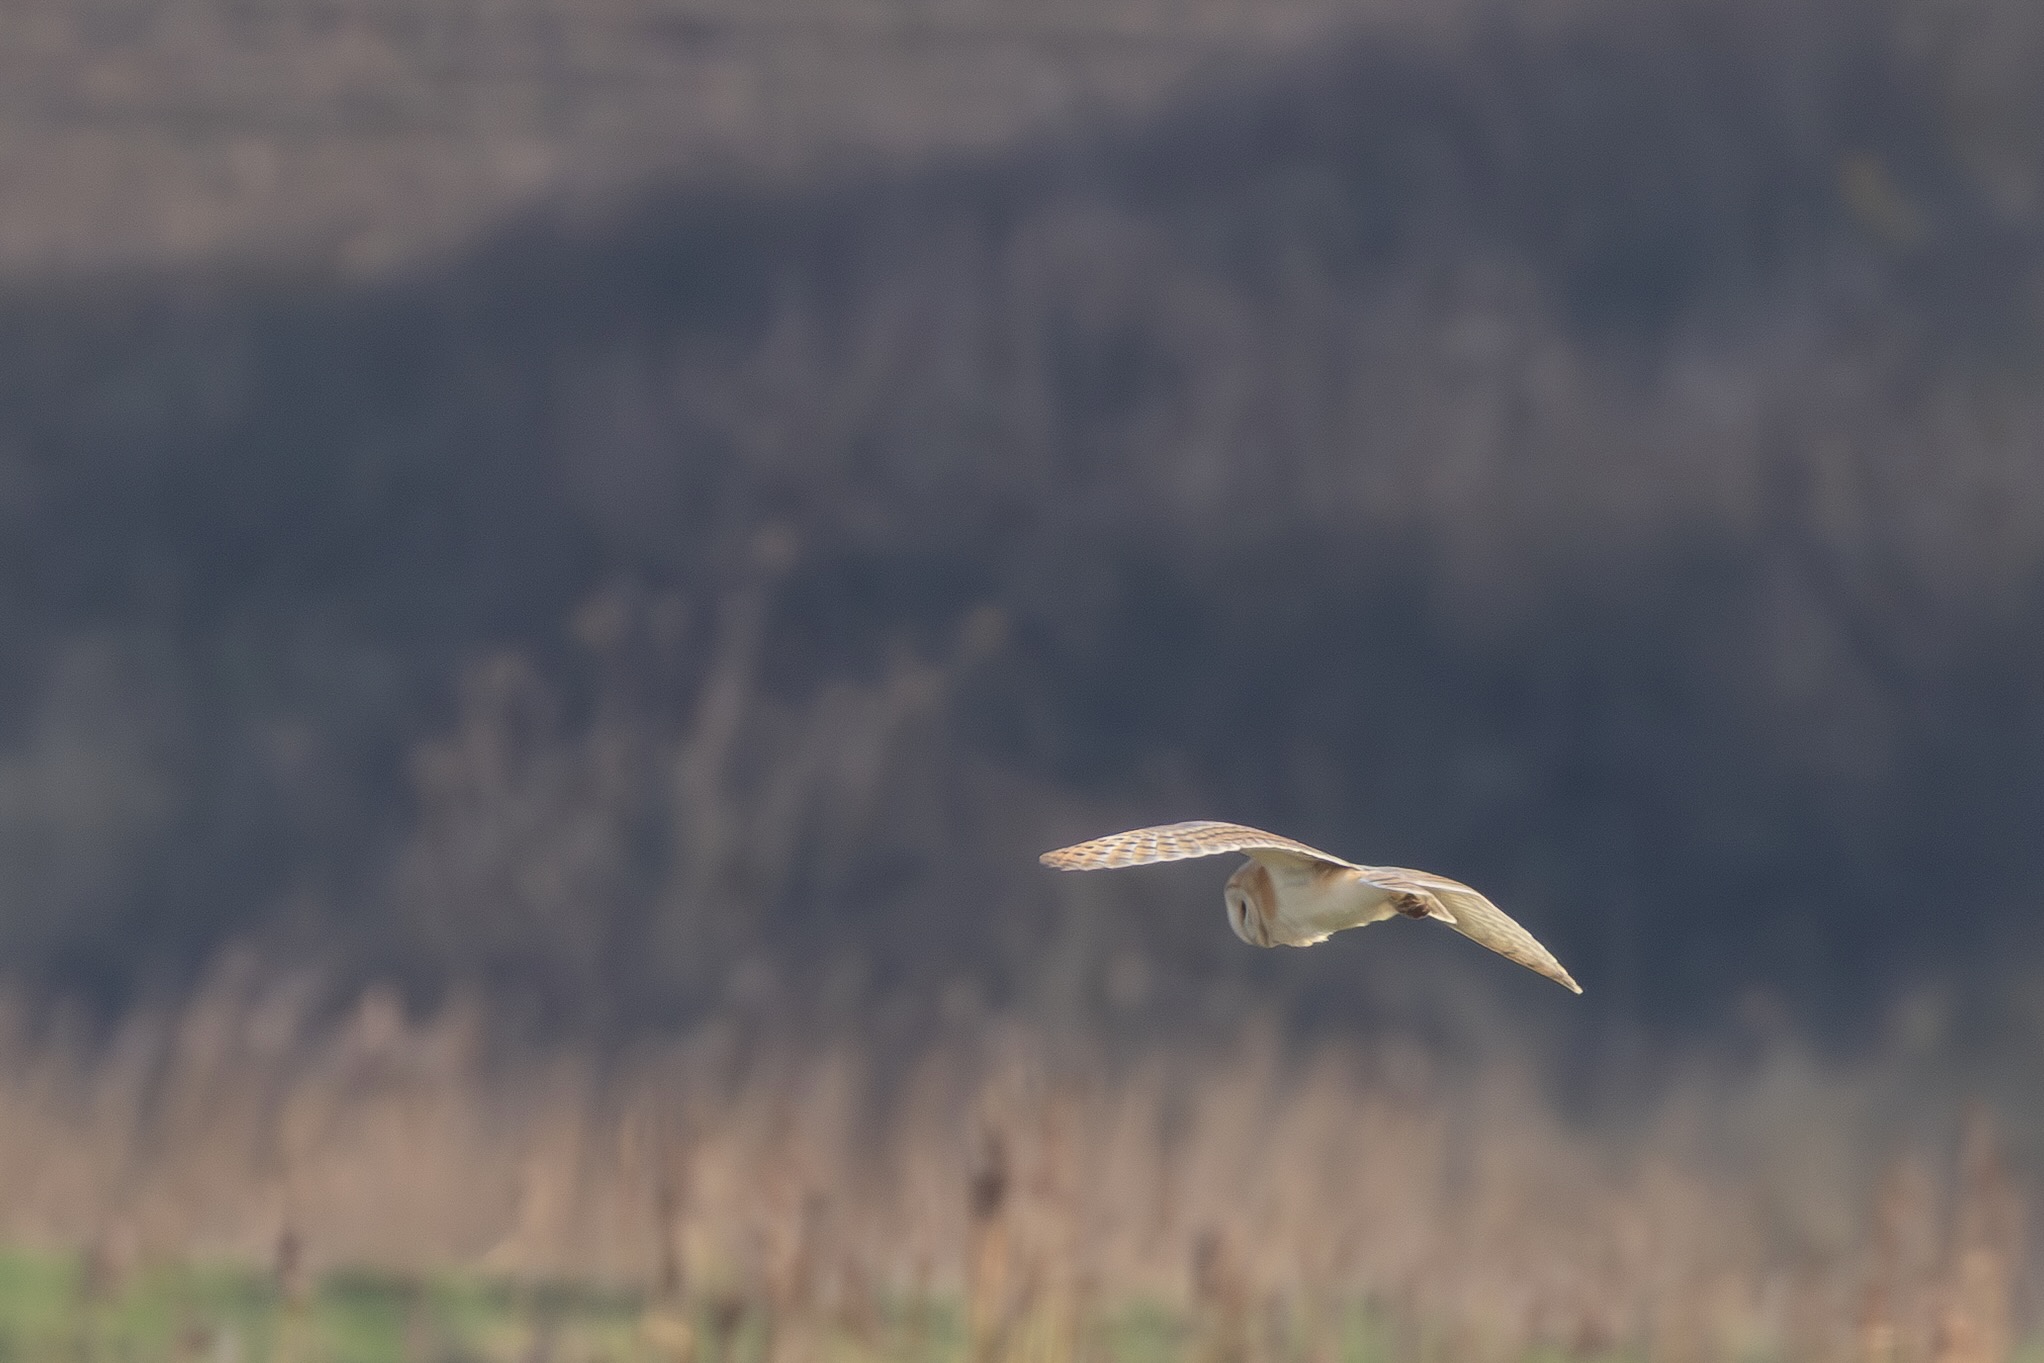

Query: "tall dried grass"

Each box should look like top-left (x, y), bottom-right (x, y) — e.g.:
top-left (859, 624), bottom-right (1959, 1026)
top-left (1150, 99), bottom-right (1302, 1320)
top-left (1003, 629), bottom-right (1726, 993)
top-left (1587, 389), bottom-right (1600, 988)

top-left (0, 971), bottom-right (2029, 1362)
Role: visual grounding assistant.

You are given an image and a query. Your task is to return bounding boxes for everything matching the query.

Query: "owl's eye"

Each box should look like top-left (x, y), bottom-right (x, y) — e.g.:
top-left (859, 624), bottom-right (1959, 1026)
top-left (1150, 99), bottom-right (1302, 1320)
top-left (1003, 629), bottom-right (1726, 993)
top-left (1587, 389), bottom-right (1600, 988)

top-left (1223, 887), bottom-right (1255, 943)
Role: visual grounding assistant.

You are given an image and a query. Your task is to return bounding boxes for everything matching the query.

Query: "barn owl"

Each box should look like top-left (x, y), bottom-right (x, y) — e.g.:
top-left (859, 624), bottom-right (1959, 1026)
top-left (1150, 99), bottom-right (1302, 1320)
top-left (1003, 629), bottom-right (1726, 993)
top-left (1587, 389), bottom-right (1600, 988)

top-left (1040, 821), bottom-right (1580, 993)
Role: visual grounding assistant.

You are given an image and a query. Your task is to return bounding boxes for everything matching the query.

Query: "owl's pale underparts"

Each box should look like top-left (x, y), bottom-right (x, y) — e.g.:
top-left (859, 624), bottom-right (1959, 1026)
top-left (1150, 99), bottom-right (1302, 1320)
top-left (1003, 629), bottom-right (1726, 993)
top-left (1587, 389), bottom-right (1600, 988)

top-left (1040, 821), bottom-right (1581, 993)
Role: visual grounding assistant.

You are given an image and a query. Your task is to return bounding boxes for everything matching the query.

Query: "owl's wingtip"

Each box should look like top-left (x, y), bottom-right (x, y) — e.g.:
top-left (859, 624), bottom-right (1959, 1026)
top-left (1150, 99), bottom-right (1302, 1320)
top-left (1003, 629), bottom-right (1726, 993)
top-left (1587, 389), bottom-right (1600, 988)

top-left (1557, 971), bottom-right (1583, 995)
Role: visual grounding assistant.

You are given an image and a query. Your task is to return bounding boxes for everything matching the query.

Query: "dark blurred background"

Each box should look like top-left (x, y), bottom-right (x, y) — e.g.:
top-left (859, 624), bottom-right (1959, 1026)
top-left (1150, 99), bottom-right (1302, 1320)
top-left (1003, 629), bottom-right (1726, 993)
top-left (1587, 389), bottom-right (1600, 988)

top-left (5, 0), bottom-right (2044, 1057)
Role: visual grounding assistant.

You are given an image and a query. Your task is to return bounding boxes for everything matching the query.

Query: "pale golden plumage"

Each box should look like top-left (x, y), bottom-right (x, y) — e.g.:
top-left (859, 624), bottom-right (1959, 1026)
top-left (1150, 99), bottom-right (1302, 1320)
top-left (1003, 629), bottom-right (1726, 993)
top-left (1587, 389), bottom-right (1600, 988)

top-left (1040, 820), bottom-right (1581, 993)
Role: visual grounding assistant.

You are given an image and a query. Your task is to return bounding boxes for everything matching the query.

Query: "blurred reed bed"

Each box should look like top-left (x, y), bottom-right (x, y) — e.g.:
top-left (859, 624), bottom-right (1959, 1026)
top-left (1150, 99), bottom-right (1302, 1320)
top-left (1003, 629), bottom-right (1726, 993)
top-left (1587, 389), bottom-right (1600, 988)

top-left (0, 968), bottom-right (2032, 1363)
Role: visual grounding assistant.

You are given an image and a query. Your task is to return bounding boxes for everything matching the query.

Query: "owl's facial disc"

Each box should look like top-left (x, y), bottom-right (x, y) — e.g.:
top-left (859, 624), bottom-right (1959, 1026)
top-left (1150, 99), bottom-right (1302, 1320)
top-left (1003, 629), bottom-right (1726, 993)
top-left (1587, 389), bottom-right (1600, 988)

top-left (1222, 863), bottom-right (1271, 946)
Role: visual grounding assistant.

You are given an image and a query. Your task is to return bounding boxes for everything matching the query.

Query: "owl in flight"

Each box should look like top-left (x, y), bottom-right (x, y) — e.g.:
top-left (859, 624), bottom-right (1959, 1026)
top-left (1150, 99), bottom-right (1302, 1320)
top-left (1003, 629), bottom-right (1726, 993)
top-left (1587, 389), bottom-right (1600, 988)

top-left (1040, 821), bottom-right (1580, 993)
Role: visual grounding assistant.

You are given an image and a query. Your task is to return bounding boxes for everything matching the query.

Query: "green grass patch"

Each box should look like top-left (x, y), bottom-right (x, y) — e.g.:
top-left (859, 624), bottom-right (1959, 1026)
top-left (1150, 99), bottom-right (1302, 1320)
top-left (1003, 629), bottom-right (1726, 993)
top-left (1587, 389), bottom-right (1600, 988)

top-left (0, 1248), bottom-right (2026, 1363)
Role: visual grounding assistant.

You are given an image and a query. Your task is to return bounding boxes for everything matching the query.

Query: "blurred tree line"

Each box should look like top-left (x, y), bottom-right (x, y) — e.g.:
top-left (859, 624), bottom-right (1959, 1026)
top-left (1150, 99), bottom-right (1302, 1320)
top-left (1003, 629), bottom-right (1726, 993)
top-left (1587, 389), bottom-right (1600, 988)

top-left (1, 0), bottom-right (2043, 1043)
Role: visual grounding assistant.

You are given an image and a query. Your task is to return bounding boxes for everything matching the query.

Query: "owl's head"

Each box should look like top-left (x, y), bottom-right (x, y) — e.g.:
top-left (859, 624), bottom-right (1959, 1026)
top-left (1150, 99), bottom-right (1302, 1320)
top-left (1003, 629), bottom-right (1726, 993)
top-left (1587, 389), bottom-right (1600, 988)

top-left (1222, 860), bottom-right (1274, 947)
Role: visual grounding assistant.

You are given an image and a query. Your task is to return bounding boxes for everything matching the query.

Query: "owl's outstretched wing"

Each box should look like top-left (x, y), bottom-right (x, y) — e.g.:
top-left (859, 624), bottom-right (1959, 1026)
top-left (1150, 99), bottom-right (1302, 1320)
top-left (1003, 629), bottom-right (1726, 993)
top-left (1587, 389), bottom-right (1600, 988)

top-left (1363, 867), bottom-right (1582, 993)
top-left (1039, 821), bottom-right (1356, 873)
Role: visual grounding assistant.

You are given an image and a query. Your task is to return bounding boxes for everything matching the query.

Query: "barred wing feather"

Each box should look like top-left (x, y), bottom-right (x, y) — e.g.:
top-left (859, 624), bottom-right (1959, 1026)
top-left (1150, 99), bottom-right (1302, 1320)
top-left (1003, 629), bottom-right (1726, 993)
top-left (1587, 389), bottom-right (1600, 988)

top-left (1039, 821), bottom-right (1355, 871)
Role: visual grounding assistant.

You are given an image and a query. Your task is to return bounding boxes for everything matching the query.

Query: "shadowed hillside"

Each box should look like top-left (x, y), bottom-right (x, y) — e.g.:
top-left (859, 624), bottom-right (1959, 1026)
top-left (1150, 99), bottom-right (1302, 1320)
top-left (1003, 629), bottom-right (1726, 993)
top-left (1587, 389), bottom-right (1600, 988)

top-left (3, 0), bottom-right (2044, 1047)
top-left (0, 0), bottom-right (1458, 278)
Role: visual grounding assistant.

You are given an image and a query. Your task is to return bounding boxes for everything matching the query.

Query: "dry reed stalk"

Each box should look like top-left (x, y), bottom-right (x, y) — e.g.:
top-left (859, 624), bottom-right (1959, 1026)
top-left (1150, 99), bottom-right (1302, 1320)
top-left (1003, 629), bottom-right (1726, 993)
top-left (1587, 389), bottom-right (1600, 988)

top-left (1191, 1228), bottom-right (1251, 1363)
top-left (1014, 1086), bottom-right (1087, 1363)
top-left (1930, 1109), bottom-right (2024, 1363)
top-left (1863, 1155), bottom-right (1939, 1363)
top-left (967, 1125), bottom-right (1014, 1363)
top-left (640, 1097), bottom-right (700, 1363)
